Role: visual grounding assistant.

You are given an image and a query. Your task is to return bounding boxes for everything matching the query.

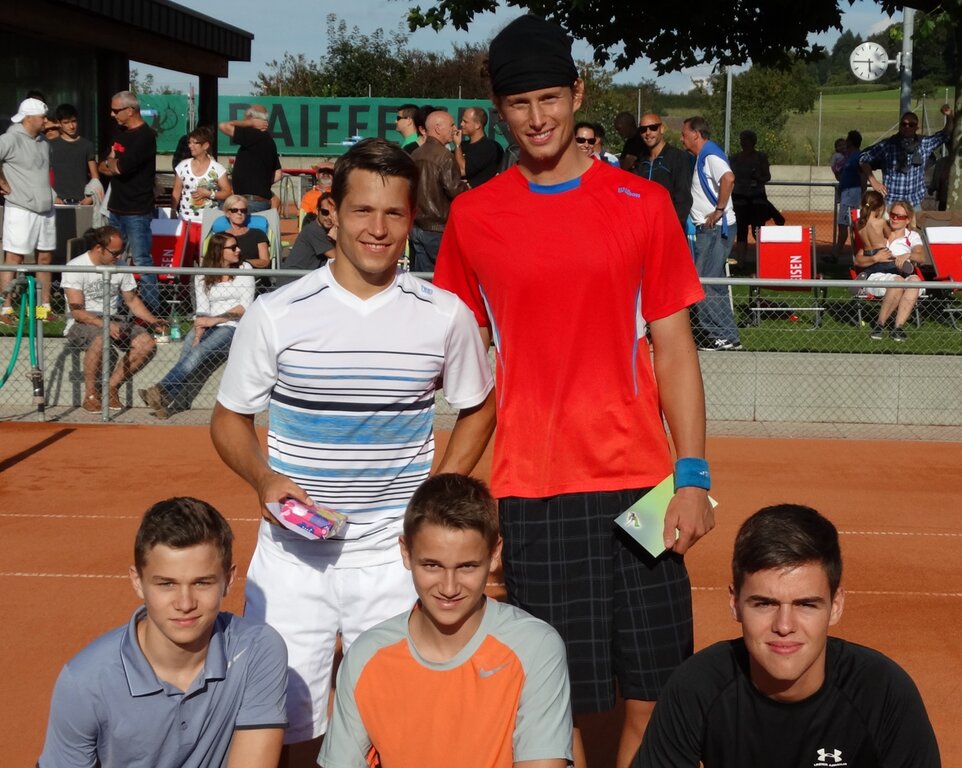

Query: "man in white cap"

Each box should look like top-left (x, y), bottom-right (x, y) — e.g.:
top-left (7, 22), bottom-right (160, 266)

top-left (0, 97), bottom-right (57, 322)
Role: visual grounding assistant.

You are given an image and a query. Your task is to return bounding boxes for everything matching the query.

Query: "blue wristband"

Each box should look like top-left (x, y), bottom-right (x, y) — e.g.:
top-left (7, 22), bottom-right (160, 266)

top-left (674, 457), bottom-right (711, 490)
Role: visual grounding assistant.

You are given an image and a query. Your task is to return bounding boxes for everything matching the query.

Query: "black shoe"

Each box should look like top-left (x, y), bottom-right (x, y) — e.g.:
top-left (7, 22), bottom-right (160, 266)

top-left (870, 323), bottom-right (885, 340)
top-left (891, 326), bottom-right (907, 342)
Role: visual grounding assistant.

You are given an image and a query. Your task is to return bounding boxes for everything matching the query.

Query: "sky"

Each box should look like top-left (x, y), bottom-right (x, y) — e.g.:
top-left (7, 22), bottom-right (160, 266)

top-left (139, 0), bottom-right (899, 96)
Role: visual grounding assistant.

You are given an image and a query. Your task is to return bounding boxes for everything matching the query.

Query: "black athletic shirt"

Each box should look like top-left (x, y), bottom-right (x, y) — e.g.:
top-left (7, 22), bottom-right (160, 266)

top-left (635, 637), bottom-right (940, 768)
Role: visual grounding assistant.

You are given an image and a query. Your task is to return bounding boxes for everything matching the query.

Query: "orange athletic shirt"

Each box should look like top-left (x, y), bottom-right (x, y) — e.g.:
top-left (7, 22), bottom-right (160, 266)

top-left (319, 600), bottom-right (572, 768)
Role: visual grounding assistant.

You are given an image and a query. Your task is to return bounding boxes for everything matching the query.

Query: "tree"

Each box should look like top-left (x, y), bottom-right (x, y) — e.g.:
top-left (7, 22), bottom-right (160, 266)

top-left (705, 64), bottom-right (818, 163)
top-left (253, 53), bottom-right (325, 96)
top-left (406, 0), bottom-right (962, 204)
top-left (128, 68), bottom-right (183, 95)
top-left (409, 1), bottom-right (932, 72)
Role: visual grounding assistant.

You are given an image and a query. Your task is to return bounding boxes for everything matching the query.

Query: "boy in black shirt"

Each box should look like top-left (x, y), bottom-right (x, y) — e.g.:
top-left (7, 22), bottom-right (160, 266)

top-left (635, 504), bottom-right (940, 768)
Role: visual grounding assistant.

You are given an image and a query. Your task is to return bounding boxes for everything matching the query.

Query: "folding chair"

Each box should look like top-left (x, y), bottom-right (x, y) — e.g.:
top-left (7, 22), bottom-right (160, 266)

top-left (750, 225), bottom-right (823, 326)
top-left (921, 226), bottom-right (962, 329)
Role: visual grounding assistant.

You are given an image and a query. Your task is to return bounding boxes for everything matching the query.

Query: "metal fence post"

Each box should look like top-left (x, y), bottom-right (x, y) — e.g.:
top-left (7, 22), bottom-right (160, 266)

top-left (100, 269), bottom-right (112, 422)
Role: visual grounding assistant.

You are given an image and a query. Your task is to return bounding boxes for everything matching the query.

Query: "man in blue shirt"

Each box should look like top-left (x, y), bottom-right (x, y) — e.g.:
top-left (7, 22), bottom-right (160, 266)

top-left (859, 105), bottom-right (953, 207)
top-left (39, 497), bottom-right (289, 768)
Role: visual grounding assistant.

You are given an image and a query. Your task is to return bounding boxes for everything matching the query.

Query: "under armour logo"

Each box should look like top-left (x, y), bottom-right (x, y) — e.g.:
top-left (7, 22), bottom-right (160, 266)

top-left (816, 748), bottom-right (843, 764)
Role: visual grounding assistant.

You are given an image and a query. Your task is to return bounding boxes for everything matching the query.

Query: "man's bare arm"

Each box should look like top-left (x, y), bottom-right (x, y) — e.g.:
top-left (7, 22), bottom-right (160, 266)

top-left (620, 153), bottom-right (639, 172)
top-left (226, 728), bottom-right (284, 768)
top-left (648, 308), bottom-right (714, 555)
top-left (434, 389), bottom-right (496, 475)
top-left (210, 403), bottom-right (312, 519)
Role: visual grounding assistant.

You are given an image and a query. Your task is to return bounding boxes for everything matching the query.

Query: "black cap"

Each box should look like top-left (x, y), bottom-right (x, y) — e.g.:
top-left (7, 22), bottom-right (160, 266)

top-left (488, 15), bottom-right (579, 97)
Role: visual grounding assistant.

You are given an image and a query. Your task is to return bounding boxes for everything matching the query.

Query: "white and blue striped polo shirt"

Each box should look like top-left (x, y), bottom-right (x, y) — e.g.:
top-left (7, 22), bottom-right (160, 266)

top-left (217, 266), bottom-right (493, 559)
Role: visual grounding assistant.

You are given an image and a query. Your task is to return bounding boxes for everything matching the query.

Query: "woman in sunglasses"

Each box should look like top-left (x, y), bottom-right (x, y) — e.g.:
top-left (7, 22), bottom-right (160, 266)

top-left (276, 191), bottom-right (337, 287)
top-left (221, 193), bottom-right (270, 268)
top-left (853, 199), bottom-right (925, 342)
top-left (139, 232), bottom-right (255, 417)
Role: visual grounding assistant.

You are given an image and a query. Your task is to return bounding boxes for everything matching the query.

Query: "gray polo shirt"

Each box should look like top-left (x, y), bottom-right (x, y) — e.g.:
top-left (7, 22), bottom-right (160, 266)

top-left (39, 607), bottom-right (288, 768)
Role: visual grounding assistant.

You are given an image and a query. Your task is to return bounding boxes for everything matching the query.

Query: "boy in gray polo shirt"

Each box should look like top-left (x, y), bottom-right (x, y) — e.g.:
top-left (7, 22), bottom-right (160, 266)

top-left (39, 497), bottom-right (289, 768)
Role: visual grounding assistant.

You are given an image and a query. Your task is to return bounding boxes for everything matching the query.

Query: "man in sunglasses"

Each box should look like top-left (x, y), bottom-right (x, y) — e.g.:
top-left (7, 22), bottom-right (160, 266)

top-left (859, 104), bottom-right (953, 207)
top-left (61, 225), bottom-right (165, 413)
top-left (634, 113), bottom-right (692, 229)
top-left (98, 91), bottom-right (160, 315)
top-left (395, 104), bottom-right (419, 154)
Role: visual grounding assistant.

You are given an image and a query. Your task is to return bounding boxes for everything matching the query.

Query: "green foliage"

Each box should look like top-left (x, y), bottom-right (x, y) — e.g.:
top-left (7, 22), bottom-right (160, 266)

top-left (253, 14), bottom-right (490, 98)
top-left (704, 64), bottom-right (818, 163)
top-left (128, 69), bottom-right (183, 96)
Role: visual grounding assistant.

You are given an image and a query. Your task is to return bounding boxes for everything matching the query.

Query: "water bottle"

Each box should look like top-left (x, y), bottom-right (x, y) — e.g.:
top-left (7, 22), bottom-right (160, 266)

top-left (169, 300), bottom-right (182, 341)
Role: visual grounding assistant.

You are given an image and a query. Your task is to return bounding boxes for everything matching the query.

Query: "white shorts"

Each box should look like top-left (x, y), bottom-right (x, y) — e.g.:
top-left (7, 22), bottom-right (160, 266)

top-left (2, 204), bottom-right (56, 255)
top-left (244, 519), bottom-right (417, 744)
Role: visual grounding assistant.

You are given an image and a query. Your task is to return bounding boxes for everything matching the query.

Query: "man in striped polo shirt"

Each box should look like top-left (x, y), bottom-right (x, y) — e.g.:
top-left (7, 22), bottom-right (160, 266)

top-left (211, 138), bottom-right (495, 767)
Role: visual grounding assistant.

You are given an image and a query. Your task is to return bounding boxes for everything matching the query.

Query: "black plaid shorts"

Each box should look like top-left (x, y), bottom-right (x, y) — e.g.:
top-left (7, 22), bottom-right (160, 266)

top-left (499, 488), bottom-right (693, 713)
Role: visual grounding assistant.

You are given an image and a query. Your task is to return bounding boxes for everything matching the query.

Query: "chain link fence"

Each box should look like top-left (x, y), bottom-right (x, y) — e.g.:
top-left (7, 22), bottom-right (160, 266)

top-left (1, 265), bottom-right (962, 425)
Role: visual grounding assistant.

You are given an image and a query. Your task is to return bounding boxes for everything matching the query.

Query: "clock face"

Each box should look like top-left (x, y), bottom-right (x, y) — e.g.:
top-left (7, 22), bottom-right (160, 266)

top-left (850, 42), bottom-right (889, 82)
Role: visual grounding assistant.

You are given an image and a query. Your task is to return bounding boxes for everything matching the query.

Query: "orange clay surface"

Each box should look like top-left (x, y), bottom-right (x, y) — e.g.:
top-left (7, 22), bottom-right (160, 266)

top-left (1, 423), bottom-right (960, 766)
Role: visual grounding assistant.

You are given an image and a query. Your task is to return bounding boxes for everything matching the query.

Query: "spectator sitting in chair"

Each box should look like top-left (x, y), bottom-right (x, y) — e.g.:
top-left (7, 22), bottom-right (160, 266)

top-left (854, 199), bottom-right (925, 342)
top-left (61, 225), bottom-right (165, 413)
top-left (139, 233), bottom-right (255, 418)
top-left (276, 192), bottom-right (337, 288)
top-left (221, 194), bottom-right (270, 269)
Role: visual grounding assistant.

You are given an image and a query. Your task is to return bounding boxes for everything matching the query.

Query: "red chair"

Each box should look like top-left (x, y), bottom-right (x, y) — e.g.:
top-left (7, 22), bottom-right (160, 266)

top-left (750, 225), bottom-right (823, 326)
top-left (921, 226), bottom-right (962, 329)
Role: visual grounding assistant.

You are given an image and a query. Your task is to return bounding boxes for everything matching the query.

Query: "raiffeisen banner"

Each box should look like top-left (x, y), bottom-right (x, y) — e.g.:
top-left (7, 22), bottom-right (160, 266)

top-left (139, 95), bottom-right (506, 155)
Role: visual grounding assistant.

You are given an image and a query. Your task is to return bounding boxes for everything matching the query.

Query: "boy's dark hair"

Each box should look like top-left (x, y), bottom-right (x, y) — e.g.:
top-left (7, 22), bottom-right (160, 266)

top-left (55, 103), bottom-right (78, 122)
top-left (593, 123), bottom-right (606, 141)
top-left (732, 504), bottom-right (842, 597)
top-left (404, 474), bottom-right (499, 549)
top-left (847, 130), bottom-right (862, 149)
top-left (331, 138), bottom-right (418, 210)
top-left (188, 125), bottom-right (214, 146)
top-left (134, 497), bottom-right (234, 574)
top-left (683, 116), bottom-right (711, 140)
top-left (574, 121), bottom-right (596, 136)
top-left (398, 103), bottom-right (418, 121)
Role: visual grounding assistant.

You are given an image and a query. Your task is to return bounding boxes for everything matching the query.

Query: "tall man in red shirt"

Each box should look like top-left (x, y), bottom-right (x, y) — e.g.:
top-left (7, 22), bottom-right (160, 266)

top-left (433, 14), bottom-right (714, 768)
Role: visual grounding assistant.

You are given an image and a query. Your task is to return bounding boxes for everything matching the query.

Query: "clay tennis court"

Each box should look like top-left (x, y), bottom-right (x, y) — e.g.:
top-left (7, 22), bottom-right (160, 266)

top-left (2, 422), bottom-right (959, 765)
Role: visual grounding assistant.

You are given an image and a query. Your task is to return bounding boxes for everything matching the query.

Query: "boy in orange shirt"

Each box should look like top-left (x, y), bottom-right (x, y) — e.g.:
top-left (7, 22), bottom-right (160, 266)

top-left (318, 474), bottom-right (573, 768)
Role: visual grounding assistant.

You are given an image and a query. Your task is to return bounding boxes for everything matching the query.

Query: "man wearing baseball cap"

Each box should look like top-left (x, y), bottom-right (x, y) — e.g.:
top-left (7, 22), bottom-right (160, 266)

top-left (434, 15), bottom-right (711, 767)
top-left (0, 97), bottom-right (57, 322)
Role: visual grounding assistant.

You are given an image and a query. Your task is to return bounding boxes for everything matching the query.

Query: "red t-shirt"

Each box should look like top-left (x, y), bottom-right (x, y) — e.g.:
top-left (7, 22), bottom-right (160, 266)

top-left (434, 162), bottom-right (704, 498)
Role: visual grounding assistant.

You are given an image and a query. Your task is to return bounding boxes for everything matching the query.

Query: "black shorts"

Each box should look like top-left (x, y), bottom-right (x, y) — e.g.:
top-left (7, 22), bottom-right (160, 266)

top-left (499, 488), bottom-right (693, 712)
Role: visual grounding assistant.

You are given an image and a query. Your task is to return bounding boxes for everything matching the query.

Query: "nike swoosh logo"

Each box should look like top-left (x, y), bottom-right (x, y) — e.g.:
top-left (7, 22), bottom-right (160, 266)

top-left (228, 647), bottom-right (248, 668)
top-left (479, 663), bottom-right (509, 678)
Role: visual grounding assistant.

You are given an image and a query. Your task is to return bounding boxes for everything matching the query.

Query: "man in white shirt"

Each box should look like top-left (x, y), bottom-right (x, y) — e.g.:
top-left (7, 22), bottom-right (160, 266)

top-left (681, 116), bottom-right (741, 351)
top-left (210, 138), bottom-right (495, 767)
top-left (61, 225), bottom-right (165, 413)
